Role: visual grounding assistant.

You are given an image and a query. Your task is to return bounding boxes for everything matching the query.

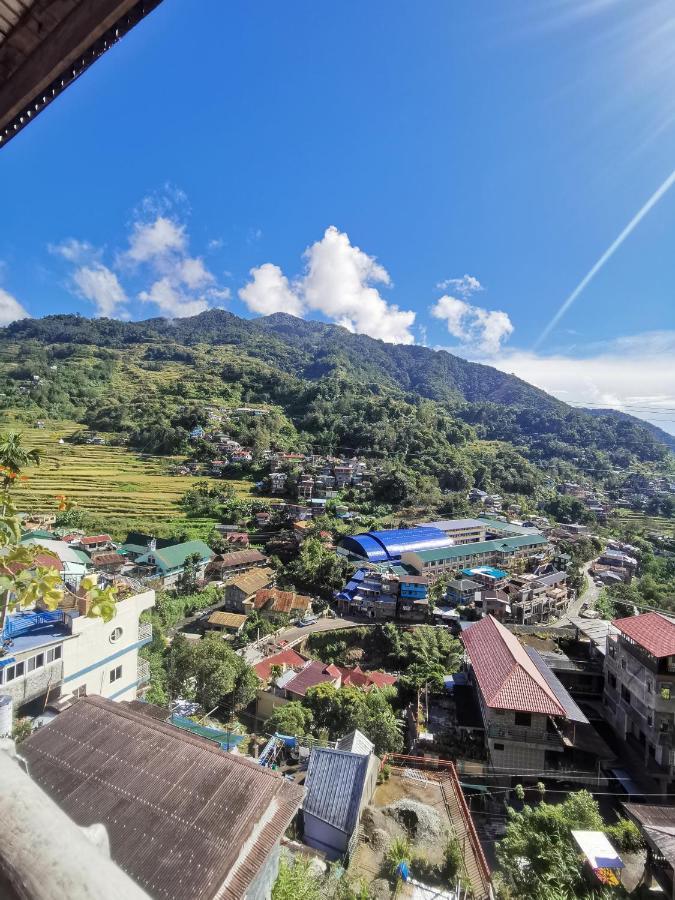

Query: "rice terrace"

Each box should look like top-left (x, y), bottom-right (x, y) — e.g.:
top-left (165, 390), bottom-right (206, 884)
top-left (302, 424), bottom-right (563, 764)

top-left (4, 421), bottom-right (253, 538)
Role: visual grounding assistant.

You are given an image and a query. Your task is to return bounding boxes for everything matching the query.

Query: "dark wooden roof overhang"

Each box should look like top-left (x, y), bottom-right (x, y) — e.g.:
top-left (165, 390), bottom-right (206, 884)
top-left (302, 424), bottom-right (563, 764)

top-left (0, 0), bottom-right (164, 148)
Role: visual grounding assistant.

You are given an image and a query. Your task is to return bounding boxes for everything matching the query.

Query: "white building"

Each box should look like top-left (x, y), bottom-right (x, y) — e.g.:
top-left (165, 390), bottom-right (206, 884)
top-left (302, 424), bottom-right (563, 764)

top-left (0, 590), bottom-right (155, 712)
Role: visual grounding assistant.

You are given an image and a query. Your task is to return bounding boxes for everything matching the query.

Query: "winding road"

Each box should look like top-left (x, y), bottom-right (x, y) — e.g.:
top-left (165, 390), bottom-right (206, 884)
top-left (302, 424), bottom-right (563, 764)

top-left (556, 561), bottom-right (602, 626)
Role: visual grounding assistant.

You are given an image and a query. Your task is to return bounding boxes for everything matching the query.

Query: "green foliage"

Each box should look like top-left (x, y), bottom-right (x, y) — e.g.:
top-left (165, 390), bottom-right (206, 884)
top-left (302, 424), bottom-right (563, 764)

top-left (303, 683), bottom-right (402, 755)
top-left (443, 835), bottom-right (463, 880)
top-left (167, 632), bottom-right (258, 713)
top-left (265, 701), bottom-right (314, 737)
top-left (605, 819), bottom-right (645, 852)
top-left (11, 717), bottom-right (33, 743)
top-left (387, 625), bottom-right (463, 692)
top-left (497, 790), bottom-right (608, 899)
top-left (272, 856), bottom-right (322, 900)
top-left (281, 537), bottom-right (352, 599)
top-left (385, 836), bottom-right (412, 879)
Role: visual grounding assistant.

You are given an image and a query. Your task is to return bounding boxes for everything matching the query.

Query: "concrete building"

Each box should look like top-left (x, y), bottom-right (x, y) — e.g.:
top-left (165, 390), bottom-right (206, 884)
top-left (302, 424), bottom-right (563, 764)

top-left (401, 534), bottom-right (550, 583)
top-left (462, 615), bottom-right (591, 772)
top-left (604, 612), bottom-right (675, 790)
top-left (0, 590), bottom-right (155, 712)
top-left (134, 539), bottom-right (214, 587)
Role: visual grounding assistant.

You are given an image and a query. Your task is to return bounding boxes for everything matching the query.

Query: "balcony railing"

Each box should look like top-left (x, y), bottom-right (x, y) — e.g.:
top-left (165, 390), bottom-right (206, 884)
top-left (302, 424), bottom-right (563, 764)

top-left (138, 622), bottom-right (153, 644)
top-left (487, 722), bottom-right (562, 746)
top-left (137, 659), bottom-right (150, 684)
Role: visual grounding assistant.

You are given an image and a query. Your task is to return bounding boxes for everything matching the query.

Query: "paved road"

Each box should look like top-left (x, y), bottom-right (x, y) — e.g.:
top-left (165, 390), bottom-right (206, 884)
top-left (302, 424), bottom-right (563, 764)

top-left (557, 561), bottom-right (602, 626)
top-left (242, 615), bottom-right (367, 664)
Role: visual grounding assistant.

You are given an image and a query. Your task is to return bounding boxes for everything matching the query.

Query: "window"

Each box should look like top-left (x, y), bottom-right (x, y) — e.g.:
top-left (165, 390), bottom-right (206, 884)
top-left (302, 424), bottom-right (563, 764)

top-left (647, 680), bottom-right (653, 694)
top-left (46, 646), bottom-right (62, 663)
top-left (608, 673), bottom-right (617, 689)
top-left (514, 712), bottom-right (532, 727)
top-left (73, 685), bottom-right (87, 698)
top-left (493, 743), bottom-right (504, 751)
top-left (109, 665), bottom-right (123, 684)
top-left (109, 627), bottom-right (123, 644)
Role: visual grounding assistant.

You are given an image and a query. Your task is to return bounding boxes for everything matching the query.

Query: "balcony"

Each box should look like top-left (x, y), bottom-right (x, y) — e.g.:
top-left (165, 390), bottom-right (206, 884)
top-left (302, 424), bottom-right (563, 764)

top-left (487, 722), bottom-right (562, 747)
top-left (138, 622), bottom-right (153, 646)
top-left (1, 660), bottom-right (63, 707)
top-left (137, 659), bottom-right (150, 685)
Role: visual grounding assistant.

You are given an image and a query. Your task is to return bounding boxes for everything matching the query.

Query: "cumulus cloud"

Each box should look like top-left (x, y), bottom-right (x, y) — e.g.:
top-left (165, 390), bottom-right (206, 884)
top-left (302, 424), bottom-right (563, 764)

top-left (0, 288), bottom-right (29, 326)
top-left (72, 264), bottom-right (128, 318)
top-left (436, 274), bottom-right (483, 296)
top-left (486, 331), bottom-right (675, 435)
top-left (139, 278), bottom-right (209, 318)
top-left (238, 226), bottom-right (416, 344)
top-left (124, 216), bottom-right (187, 263)
top-left (431, 294), bottom-right (514, 354)
top-left (239, 263), bottom-right (304, 316)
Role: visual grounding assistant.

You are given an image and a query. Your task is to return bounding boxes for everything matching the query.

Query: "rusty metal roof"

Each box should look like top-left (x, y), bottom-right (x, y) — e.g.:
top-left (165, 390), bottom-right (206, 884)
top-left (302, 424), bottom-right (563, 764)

top-left (21, 695), bottom-right (304, 900)
top-left (0, 0), bottom-right (164, 148)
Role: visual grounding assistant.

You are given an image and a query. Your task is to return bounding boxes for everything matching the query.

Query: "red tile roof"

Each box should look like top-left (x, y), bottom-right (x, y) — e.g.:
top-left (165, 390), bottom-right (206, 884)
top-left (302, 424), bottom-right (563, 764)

top-left (283, 660), bottom-right (341, 697)
top-left (254, 648), bottom-right (307, 681)
top-left (337, 665), bottom-right (397, 690)
top-left (81, 534), bottom-right (112, 545)
top-left (462, 615), bottom-right (565, 716)
top-left (612, 612), bottom-right (675, 658)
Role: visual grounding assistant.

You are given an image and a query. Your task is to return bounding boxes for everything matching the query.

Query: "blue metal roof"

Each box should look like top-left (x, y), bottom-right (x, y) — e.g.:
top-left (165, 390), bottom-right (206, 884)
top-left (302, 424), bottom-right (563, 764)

top-left (304, 748), bottom-right (370, 834)
top-left (339, 527), bottom-right (450, 561)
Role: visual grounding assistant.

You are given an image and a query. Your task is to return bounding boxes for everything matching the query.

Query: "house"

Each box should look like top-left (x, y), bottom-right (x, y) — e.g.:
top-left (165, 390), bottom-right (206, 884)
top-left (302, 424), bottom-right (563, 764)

top-left (604, 612), bottom-right (675, 790)
top-left (462, 615), bottom-right (592, 772)
top-left (506, 571), bottom-right (568, 624)
top-left (223, 567), bottom-right (275, 612)
top-left (251, 588), bottom-right (312, 619)
top-left (205, 549), bottom-right (268, 582)
top-left (397, 574), bottom-right (429, 622)
top-left (623, 804), bottom-right (675, 898)
top-left (336, 665), bottom-right (397, 691)
top-left (277, 660), bottom-right (342, 700)
top-left (269, 472), bottom-right (287, 494)
top-left (19, 536), bottom-right (91, 589)
top-left (90, 551), bottom-right (126, 575)
top-left (80, 534), bottom-right (114, 552)
top-left (21, 696), bottom-right (304, 900)
top-left (446, 578), bottom-right (482, 606)
top-left (254, 648), bottom-right (308, 684)
top-left (223, 531), bottom-right (250, 548)
top-left (475, 589), bottom-right (511, 621)
top-left (302, 746), bottom-right (379, 860)
top-left (134, 539), bottom-right (214, 587)
top-left (0, 590), bottom-right (155, 713)
top-left (204, 611), bottom-right (248, 636)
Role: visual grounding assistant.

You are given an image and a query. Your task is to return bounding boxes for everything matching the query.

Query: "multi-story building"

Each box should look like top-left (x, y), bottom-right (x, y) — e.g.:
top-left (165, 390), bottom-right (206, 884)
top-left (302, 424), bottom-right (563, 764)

top-left (604, 612), bottom-right (675, 790)
top-left (401, 534), bottom-right (550, 583)
top-left (462, 615), bottom-right (593, 772)
top-left (506, 571), bottom-right (569, 624)
top-left (0, 590), bottom-right (155, 713)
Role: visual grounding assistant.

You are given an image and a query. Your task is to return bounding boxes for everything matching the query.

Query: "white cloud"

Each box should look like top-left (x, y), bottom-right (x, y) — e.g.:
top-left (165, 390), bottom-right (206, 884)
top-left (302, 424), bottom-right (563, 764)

top-left (436, 274), bottom-right (483, 296)
top-left (431, 294), bottom-right (514, 354)
top-left (238, 226), bottom-right (416, 344)
top-left (0, 288), bottom-right (29, 326)
top-left (125, 216), bottom-right (186, 263)
top-left (485, 331), bottom-right (675, 435)
top-left (72, 264), bottom-right (127, 318)
top-left (239, 263), bottom-right (303, 316)
top-left (177, 257), bottom-right (214, 289)
top-left (48, 239), bottom-right (97, 263)
top-left (139, 278), bottom-right (208, 318)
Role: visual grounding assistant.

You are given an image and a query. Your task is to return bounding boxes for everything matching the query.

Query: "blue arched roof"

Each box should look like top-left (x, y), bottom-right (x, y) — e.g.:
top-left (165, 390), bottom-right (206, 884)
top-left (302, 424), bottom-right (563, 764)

top-left (339, 527), bottom-right (450, 561)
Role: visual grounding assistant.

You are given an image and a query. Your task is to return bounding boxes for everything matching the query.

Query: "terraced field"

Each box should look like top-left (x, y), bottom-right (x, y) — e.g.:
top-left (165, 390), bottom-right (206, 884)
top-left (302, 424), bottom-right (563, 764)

top-left (613, 510), bottom-right (675, 537)
top-left (8, 422), bottom-right (253, 537)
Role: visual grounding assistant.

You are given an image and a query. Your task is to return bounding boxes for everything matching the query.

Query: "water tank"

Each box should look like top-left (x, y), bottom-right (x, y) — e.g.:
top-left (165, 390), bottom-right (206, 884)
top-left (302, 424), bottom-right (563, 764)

top-left (0, 694), bottom-right (13, 738)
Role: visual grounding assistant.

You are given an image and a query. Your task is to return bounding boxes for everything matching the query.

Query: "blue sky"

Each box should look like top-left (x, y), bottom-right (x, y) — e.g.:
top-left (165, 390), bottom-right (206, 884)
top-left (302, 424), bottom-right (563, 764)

top-left (2, 0), bottom-right (675, 431)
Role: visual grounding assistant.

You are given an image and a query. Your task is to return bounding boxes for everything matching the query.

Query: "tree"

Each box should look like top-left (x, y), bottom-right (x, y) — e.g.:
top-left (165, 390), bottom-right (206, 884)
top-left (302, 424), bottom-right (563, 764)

top-left (303, 683), bottom-right (402, 754)
top-left (396, 626), bottom-right (463, 693)
top-left (176, 552), bottom-right (202, 596)
top-left (266, 702), bottom-right (314, 738)
top-left (0, 431), bottom-right (40, 489)
top-left (166, 633), bottom-right (257, 713)
top-left (497, 790), bottom-right (611, 900)
top-left (284, 537), bottom-right (352, 599)
top-left (271, 856), bottom-right (322, 900)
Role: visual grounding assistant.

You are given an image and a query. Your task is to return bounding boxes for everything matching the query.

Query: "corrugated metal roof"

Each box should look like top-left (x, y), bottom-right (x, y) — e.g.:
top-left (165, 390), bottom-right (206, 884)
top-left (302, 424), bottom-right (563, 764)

top-left (304, 748), bottom-right (370, 834)
top-left (136, 539), bottom-right (214, 571)
top-left (526, 647), bottom-right (589, 724)
top-left (612, 612), bottom-right (675, 658)
top-left (624, 804), bottom-right (675, 868)
top-left (340, 527), bottom-right (450, 561)
top-left (409, 534), bottom-right (549, 563)
top-left (336, 729), bottom-right (374, 756)
top-left (462, 616), bottom-right (566, 717)
top-left (21, 696), bottom-right (304, 900)
top-left (207, 611), bottom-right (247, 628)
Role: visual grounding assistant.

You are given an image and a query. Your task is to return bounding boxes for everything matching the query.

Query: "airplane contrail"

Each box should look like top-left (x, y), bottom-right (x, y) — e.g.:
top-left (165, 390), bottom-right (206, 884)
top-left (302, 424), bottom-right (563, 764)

top-left (533, 166), bottom-right (675, 350)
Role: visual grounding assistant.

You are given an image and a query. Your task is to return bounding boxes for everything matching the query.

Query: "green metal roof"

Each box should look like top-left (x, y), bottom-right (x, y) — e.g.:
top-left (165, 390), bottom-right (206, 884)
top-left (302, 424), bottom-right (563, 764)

top-left (137, 540), bottom-right (214, 572)
top-left (408, 534), bottom-right (549, 563)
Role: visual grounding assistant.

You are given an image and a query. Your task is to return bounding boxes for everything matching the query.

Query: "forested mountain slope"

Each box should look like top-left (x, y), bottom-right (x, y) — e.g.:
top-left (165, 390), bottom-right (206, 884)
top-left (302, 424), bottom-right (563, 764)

top-left (0, 310), bottom-right (671, 500)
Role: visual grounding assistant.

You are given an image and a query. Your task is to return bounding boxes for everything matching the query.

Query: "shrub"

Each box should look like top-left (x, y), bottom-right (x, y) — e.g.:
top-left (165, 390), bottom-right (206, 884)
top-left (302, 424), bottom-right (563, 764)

top-left (384, 836), bottom-right (412, 879)
top-left (606, 819), bottom-right (645, 852)
top-left (443, 835), bottom-right (463, 880)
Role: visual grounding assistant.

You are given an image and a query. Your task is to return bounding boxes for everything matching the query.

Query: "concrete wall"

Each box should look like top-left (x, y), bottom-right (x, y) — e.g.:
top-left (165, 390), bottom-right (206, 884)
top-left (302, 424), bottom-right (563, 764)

top-left (62, 591), bottom-right (155, 702)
